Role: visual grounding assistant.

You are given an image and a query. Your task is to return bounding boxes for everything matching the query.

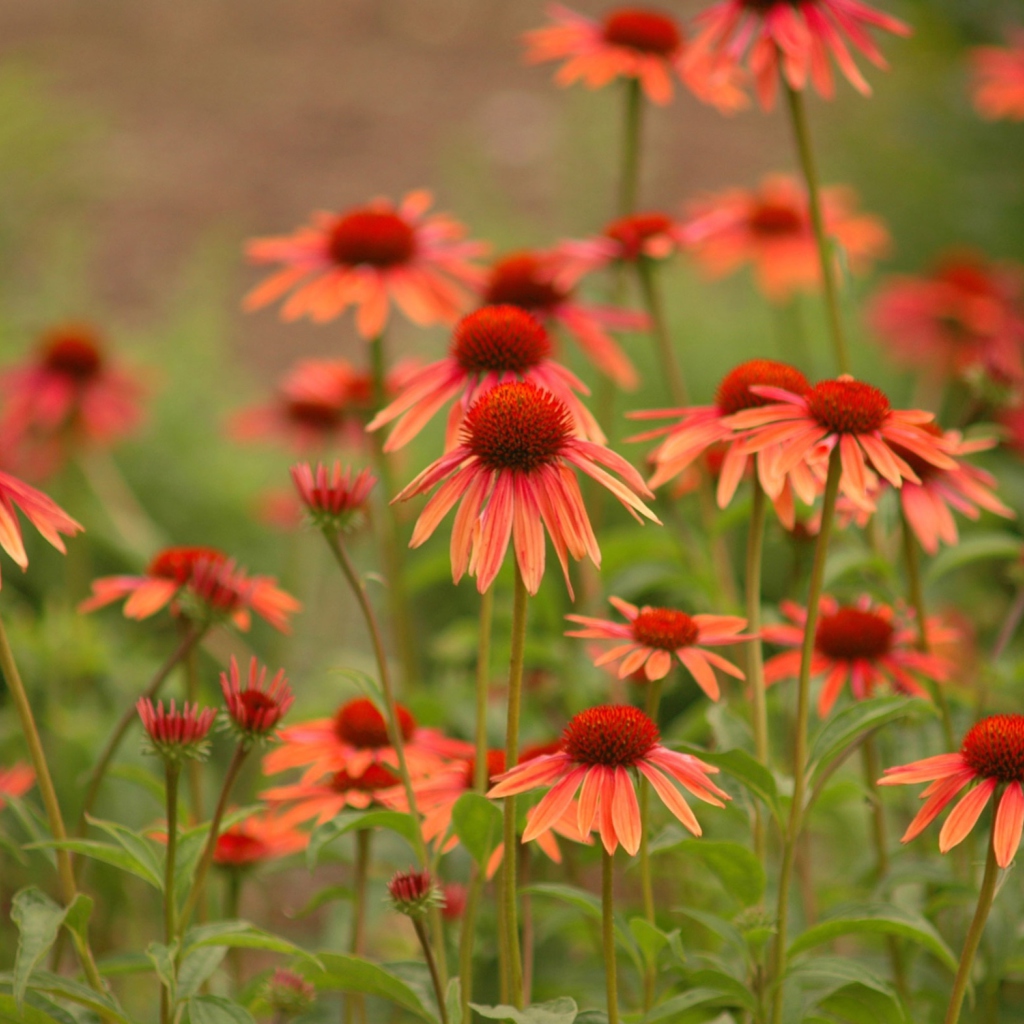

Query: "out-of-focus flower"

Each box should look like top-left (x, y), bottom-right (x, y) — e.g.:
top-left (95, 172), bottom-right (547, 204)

top-left (763, 596), bottom-right (954, 716)
top-left (866, 251), bottom-right (1024, 388)
top-left (137, 698), bottom-right (217, 762)
top-left (970, 31), bottom-right (1024, 122)
top-left (220, 656), bottom-right (294, 746)
top-left (244, 191), bottom-right (486, 339)
top-left (880, 714), bottom-right (1024, 867)
top-left (396, 381), bottom-right (658, 596)
top-left (690, 0), bottom-right (911, 109)
top-left (524, 4), bottom-right (747, 111)
top-left (0, 472), bottom-right (82, 587)
top-left (262, 762), bottom-right (401, 827)
top-left (0, 763), bottom-right (34, 810)
top-left (726, 376), bottom-right (956, 511)
top-left (387, 868), bottom-right (445, 918)
top-left (482, 251), bottom-right (647, 388)
top-left (368, 305), bottom-right (604, 451)
top-left (489, 705), bottom-right (728, 855)
top-left (291, 463), bottom-right (376, 533)
top-left (566, 596), bottom-right (748, 699)
top-left (0, 323), bottom-right (145, 475)
top-left (441, 882), bottom-right (467, 921)
top-left (264, 968), bottom-right (317, 1019)
top-left (683, 176), bottom-right (890, 303)
top-left (212, 810), bottom-right (307, 867)
top-left (79, 546), bottom-right (301, 633)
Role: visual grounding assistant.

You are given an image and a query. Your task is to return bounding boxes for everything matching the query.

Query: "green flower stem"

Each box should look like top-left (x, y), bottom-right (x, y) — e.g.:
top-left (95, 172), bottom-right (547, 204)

top-left (769, 446), bottom-right (842, 1024)
top-left (945, 820), bottom-right (1001, 1024)
top-left (369, 331), bottom-right (418, 691)
top-left (602, 847), bottom-right (620, 1024)
top-left (501, 564), bottom-right (529, 1007)
top-left (413, 916), bottom-right (449, 1024)
top-left (638, 676), bottom-right (663, 1012)
top-left (747, 477), bottom-right (770, 862)
top-left (635, 258), bottom-right (687, 406)
top-left (783, 81), bottom-right (850, 377)
top-left (184, 638), bottom-right (204, 824)
top-left (161, 762), bottom-right (180, 1024)
top-left (179, 743), bottom-right (248, 936)
top-left (618, 78), bottom-right (644, 218)
top-left (347, 829), bottom-right (371, 1024)
top-left (991, 583), bottom-right (1024, 663)
top-left (458, 864), bottom-right (486, 1021)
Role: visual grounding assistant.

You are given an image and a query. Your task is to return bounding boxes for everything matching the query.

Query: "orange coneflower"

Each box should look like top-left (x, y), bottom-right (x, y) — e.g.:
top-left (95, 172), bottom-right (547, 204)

top-left (212, 810), bottom-right (307, 868)
top-left (0, 763), bottom-right (34, 810)
top-left (0, 472), bottom-right (81, 586)
top-left (262, 762), bottom-right (403, 828)
top-left (970, 31), bottom-right (1024, 122)
top-left (220, 656), bottom-right (294, 745)
top-left (396, 381), bottom-right (658, 596)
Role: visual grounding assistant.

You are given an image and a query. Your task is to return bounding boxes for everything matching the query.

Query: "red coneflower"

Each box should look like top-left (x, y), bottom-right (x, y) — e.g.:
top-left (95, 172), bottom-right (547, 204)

top-left (220, 656), bottom-right (294, 745)
top-left (264, 969), bottom-right (317, 1018)
top-left (763, 595), bottom-right (954, 716)
top-left (489, 705), bottom-right (729, 855)
top-left (524, 5), bottom-right (747, 111)
top-left (387, 868), bottom-right (445, 918)
top-left (244, 191), bottom-right (486, 339)
top-left (0, 762), bottom-right (34, 810)
top-left (880, 715), bottom-right (1024, 867)
top-left (0, 472), bottom-right (81, 587)
top-left (212, 810), bottom-right (307, 868)
top-left (367, 305), bottom-right (604, 451)
top-left (682, 176), bottom-right (890, 303)
top-left (566, 596), bottom-right (748, 699)
top-left (690, 0), bottom-right (911, 109)
top-left (396, 381), bottom-right (658, 596)
top-left (262, 762), bottom-right (401, 828)
top-left (970, 31), bottom-right (1024, 122)
top-left (137, 698), bottom-right (217, 762)
top-left (291, 462), bottom-right (377, 532)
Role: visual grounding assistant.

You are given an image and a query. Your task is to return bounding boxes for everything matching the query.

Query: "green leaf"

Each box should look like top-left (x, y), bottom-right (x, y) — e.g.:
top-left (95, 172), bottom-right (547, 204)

top-left (60, 894), bottom-right (93, 951)
top-left (177, 947), bottom-right (228, 1000)
top-left (11, 888), bottom-right (67, 1008)
top-left (786, 956), bottom-right (896, 1000)
top-left (96, 952), bottom-right (153, 977)
top-left (629, 918), bottom-right (675, 972)
top-left (641, 988), bottom-right (736, 1022)
top-left (686, 969), bottom-right (757, 1011)
top-left (788, 903), bottom-right (957, 971)
top-left (0, 993), bottom-right (65, 1023)
top-left (3, 971), bottom-right (132, 1024)
top-left (445, 978), bottom-right (462, 1024)
top-left (146, 941), bottom-right (179, 1003)
top-left (816, 983), bottom-right (907, 1024)
top-left (27, 839), bottom-right (162, 890)
top-left (451, 793), bottom-right (502, 868)
top-left (823, 548), bottom-right (896, 589)
top-left (673, 907), bottom-right (745, 954)
top-left (288, 885), bottom-right (353, 919)
top-left (470, 998), bottom-right (578, 1024)
top-left (925, 531), bottom-right (1022, 586)
top-left (183, 921), bottom-right (320, 966)
top-left (679, 746), bottom-right (782, 825)
top-left (300, 953), bottom-right (438, 1022)
top-left (187, 995), bottom-right (257, 1024)
top-left (658, 838), bottom-right (765, 907)
top-left (86, 816), bottom-right (164, 884)
top-left (307, 810), bottom-right (418, 869)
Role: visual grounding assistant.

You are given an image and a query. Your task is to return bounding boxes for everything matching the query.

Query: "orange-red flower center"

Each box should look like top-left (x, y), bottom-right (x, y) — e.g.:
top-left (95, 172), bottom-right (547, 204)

top-left (483, 253), bottom-right (568, 312)
top-left (463, 381), bottom-right (573, 472)
top-left (331, 762), bottom-right (400, 792)
top-left (42, 331), bottom-right (104, 380)
top-left (748, 201), bottom-right (805, 237)
top-left (452, 306), bottom-right (552, 375)
top-left (328, 209), bottom-right (416, 268)
top-left (601, 9), bottom-right (682, 55)
top-left (462, 749), bottom-right (507, 789)
top-left (815, 607), bottom-right (894, 661)
top-left (148, 546), bottom-right (228, 583)
top-left (715, 359), bottom-right (810, 414)
top-left (631, 607), bottom-right (699, 650)
top-left (562, 704), bottom-right (659, 767)
top-left (604, 212), bottom-right (673, 260)
top-left (806, 379), bottom-right (891, 434)
top-left (214, 829), bottom-right (271, 866)
top-left (935, 254), bottom-right (998, 300)
top-left (284, 397), bottom-right (345, 431)
top-left (333, 697), bottom-right (416, 749)
top-left (961, 715), bottom-right (1024, 783)
top-left (237, 690), bottom-right (279, 718)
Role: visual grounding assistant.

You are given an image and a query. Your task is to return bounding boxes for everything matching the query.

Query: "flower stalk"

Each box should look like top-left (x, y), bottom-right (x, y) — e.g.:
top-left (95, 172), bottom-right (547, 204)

top-left (161, 761), bottom-right (181, 1024)
top-left (638, 675), bottom-right (662, 1011)
top-left (602, 847), bottom-right (620, 1024)
top-left (746, 476), bottom-right (769, 861)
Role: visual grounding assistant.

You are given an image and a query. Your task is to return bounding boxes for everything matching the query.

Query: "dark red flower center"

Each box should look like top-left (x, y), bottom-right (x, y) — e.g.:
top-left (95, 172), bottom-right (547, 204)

top-left (462, 749), bottom-right (507, 789)
top-left (148, 546), bottom-right (228, 583)
top-left (935, 254), bottom-right (997, 299)
top-left (388, 868), bottom-right (434, 903)
top-left (238, 690), bottom-right (279, 718)
top-left (815, 607), bottom-right (894, 661)
top-left (42, 330), bottom-right (104, 380)
top-left (961, 715), bottom-right (1024, 783)
top-left (631, 607), bottom-right (699, 650)
top-left (284, 397), bottom-right (344, 431)
top-left (715, 359), bottom-right (810, 415)
top-left (214, 829), bottom-right (270, 866)
top-left (748, 201), bottom-right (804, 237)
top-left (331, 762), bottom-right (400, 792)
top-left (483, 253), bottom-right (568, 312)
top-left (333, 697), bottom-right (416, 749)
top-left (601, 9), bottom-right (682, 55)
top-left (452, 306), bottom-right (552, 376)
top-left (806, 379), bottom-right (891, 434)
top-left (463, 381), bottom-right (572, 473)
top-left (562, 704), bottom-right (659, 767)
top-left (328, 209), bottom-right (416, 268)
top-left (604, 212), bottom-right (673, 260)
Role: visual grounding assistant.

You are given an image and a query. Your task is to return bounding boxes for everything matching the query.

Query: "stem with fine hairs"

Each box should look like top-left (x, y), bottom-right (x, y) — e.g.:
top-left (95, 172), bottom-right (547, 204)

top-left (638, 675), bottom-right (663, 1011)
top-left (746, 476), bottom-right (770, 862)
top-left (160, 762), bottom-right (180, 1024)
top-left (602, 848), bottom-right (620, 1024)
top-left (617, 78), bottom-right (644, 218)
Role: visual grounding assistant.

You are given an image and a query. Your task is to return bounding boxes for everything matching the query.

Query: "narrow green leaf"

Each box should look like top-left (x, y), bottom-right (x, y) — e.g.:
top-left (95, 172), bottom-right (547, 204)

top-left (61, 894), bottom-right (94, 951)
top-left (445, 978), bottom-right (462, 1024)
top-left (0, 993), bottom-right (65, 1023)
top-left (686, 969), bottom-right (757, 1011)
top-left (11, 888), bottom-right (67, 1008)
top-left (652, 837), bottom-right (765, 907)
top-left (307, 810), bottom-right (417, 869)
top-left (817, 983), bottom-right (907, 1024)
top-left (146, 941), bottom-right (178, 1004)
top-left (673, 907), bottom-right (745, 954)
top-left (86, 816), bottom-right (163, 883)
top-left (451, 793), bottom-right (502, 868)
top-left (925, 531), bottom-right (1021, 586)
top-left (288, 885), bottom-right (353, 919)
top-left (177, 947), bottom-right (228, 1000)
top-left (786, 955), bottom-right (897, 999)
top-left (5, 971), bottom-right (132, 1024)
top-left (470, 998), bottom-right (578, 1024)
top-left (299, 953), bottom-right (437, 1023)
top-left (187, 995), bottom-right (257, 1024)
top-left (183, 921), bottom-right (320, 966)
top-left (641, 988), bottom-right (735, 1022)
top-left (27, 839), bottom-right (162, 890)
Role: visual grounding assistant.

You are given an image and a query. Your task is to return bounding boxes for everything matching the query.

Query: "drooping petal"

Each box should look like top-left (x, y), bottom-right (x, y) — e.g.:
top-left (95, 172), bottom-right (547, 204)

top-left (939, 778), bottom-right (997, 853)
top-left (994, 781), bottom-right (1024, 867)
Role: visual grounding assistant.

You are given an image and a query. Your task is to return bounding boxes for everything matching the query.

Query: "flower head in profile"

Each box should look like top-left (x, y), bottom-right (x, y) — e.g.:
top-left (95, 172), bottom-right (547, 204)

top-left (368, 305), bottom-right (604, 451)
top-left (690, 0), bottom-right (911, 109)
top-left (763, 596), bottom-right (954, 717)
top-left (387, 869), bottom-right (445, 919)
top-left (567, 596), bottom-right (748, 700)
top-left (137, 698), bottom-right (217, 762)
top-left (263, 762), bottom-right (402, 827)
top-left (524, 4), bottom-right (747, 111)
top-left (481, 251), bottom-right (647, 388)
top-left (0, 763), bottom-right (34, 810)
top-left (244, 190), bottom-right (487, 339)
top-left (79, 546), bottom-right (301, 633)
top-left (867, 251), bottom-right (1024, 389)
top-left (220, 656), bottom-right (294, 746)
top-left (441, 883), bottom-right (467, 922)
top-left (212, 810), bottom-right (307, 868)
top-left (489, 705), bottom-right (729, 855)
top-left (396, 381), bottom-right (658, 596)
top-left (880, 714), bottom-right (1024, 867)
top-left (291, 462), bottom-right (376, 533)
top-left (726, 375), bottom-right (956, 511)
top-left (683, 176), bottom-right (890, 303)
top-left (263, 969), bottom-right (317, 1019)
top-left (0, 472), bottom-right (82, 587)
top-left (970, 31), bottom-right (1024, 122)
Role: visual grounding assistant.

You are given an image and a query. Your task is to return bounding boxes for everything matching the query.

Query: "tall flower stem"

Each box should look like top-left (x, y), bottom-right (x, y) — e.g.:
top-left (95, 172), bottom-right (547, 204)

top-left (638, 676), bottom-right (663, 1011)
top-left (161, 762), bottom-right (181, 1024)
top-left (413, 916), bottom-right (449, 1024)
top-left (769, 447), bottom-right (842, 1024)
top-left (945, 819), bottom-right (1000, 1024)
top-left (635, 259), bottom-right (687, 405)
top-left (783, 81), bottom-right (850, 376)
top-left (501, 565), bottom-right (529, 1007)
top-left (347, 828), bottom-right (371, 1024)
top-left (369, 331), bottom-right (417, 690)
top-left (618, 78), bottom-right (644, 218)
top-left (183, 639), bottom-right (204, 824)
top-left (602, 847), bottom-right (620, 1024)
top-left (746, 478), bottom-right (770, 862)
